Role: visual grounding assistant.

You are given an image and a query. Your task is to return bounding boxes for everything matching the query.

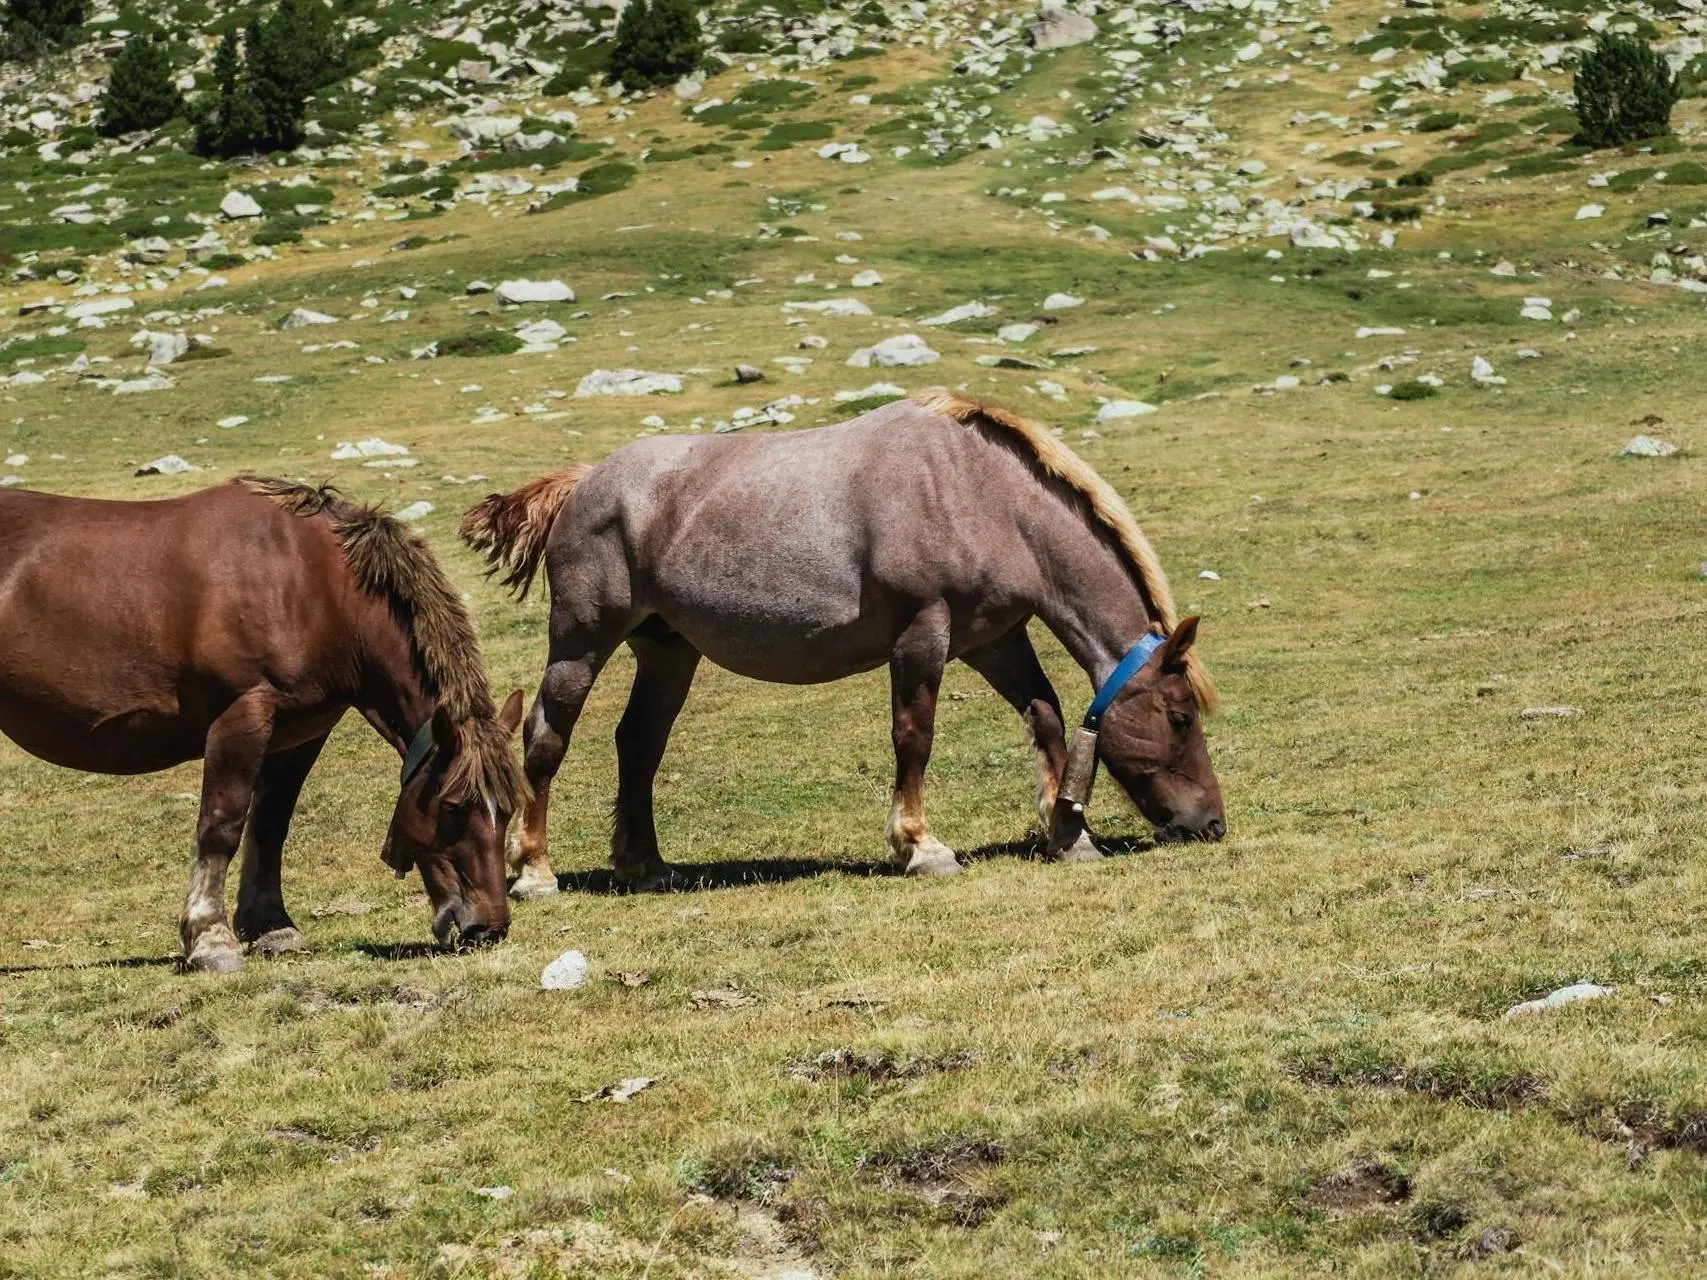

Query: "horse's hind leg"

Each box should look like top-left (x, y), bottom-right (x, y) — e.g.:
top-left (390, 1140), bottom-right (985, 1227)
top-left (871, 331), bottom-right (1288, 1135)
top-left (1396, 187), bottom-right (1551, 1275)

top-left (512, 624), bottom-right (628, 899)
top-left (888, 603), bottom-right (960, 876)
top-left (234, 733), bottom-right (329, 956)
top-left (611, 632), bottom-right (700, 891)
top-left (960, 627), bottom-right (1100, 862)
top-left (181, 691), bottom-right (275, 972)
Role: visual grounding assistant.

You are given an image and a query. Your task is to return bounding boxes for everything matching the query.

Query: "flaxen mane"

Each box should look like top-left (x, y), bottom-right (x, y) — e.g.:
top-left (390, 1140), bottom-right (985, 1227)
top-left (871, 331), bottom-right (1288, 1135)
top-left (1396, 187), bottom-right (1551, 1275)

top-left (910, 390), bottom-right (1219, 713)
top-left (238, 476), bottom-right (528, 810)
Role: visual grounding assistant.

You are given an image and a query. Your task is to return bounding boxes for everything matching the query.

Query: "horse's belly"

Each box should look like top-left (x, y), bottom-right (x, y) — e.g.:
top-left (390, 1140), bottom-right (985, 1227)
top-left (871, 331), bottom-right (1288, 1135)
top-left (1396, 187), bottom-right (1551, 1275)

top-left (668, 608), bottom-right (891, 684)
top-left (0, 696), bottom-right (202, 774)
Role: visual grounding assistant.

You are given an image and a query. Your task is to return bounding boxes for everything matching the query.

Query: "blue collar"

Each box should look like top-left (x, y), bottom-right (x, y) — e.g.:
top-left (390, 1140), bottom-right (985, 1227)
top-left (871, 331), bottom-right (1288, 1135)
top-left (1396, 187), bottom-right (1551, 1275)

top-left (400, 718), bottom-right (436, 786)
top-left (1084, 633), bottom-right (1165, 728)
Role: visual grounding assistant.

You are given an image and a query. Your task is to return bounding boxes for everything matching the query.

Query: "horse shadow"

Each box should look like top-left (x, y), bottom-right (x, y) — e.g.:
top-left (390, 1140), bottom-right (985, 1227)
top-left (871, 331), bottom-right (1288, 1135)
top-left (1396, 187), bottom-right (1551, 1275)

top-left (550, 855), bottom-right (875, 895)
top-left (0, 953), bottom-right (180, 975)
top-left (959, 834), bottom-right (1155, 863)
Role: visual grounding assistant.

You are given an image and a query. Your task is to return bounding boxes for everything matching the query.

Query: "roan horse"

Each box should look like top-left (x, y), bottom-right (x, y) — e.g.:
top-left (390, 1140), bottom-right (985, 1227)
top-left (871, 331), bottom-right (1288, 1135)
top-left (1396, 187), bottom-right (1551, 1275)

top-left (461, 390), bottom-right (1223, 898)
top-left (0, 477), bottom-right (528, 970)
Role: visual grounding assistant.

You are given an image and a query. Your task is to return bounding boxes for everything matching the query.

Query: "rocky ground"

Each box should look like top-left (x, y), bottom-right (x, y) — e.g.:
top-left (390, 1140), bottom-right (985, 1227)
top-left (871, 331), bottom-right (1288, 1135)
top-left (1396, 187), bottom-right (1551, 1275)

top-left (5, 2), bottom-right (1707, 1277)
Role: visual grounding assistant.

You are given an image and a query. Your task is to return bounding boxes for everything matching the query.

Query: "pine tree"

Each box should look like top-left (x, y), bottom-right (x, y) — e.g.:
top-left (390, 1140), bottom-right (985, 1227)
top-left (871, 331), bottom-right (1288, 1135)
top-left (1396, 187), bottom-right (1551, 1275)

top-left (191, 1), bottom-right (344, 157)
top-left (193, 26), bottom-right (263, 157)
top-left (98, 36), bottom-right (182, 136)
top-left (1575, 32), bottom-right (1677, 148)
top-left (606, 0), bottom-right (702, 90)
top-left (3, 0), bottom-right (85, 59)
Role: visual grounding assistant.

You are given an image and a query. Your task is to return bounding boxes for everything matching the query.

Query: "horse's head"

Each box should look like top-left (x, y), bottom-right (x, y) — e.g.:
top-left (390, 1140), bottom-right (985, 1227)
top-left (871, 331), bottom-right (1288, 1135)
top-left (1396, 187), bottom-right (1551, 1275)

top-left (1093, 617), bottom-right (1225, 843)
top-left (382, 689), bottom-right (527, 948)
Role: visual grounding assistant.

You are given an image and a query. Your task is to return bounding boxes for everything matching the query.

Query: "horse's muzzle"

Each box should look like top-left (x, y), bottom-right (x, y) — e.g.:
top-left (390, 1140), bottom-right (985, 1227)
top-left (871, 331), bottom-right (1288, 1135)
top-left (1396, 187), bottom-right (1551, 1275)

top-left (432, 901), bottom-right (507, 950)
top-left (1155, 816), bottom-right (1226, 844)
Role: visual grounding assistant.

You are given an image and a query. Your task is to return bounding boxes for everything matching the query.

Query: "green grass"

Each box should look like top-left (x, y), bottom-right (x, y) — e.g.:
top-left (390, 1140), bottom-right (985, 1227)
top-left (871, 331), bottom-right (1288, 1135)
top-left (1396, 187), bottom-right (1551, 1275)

top-left (6, 2), bottom-right (1707, 1274)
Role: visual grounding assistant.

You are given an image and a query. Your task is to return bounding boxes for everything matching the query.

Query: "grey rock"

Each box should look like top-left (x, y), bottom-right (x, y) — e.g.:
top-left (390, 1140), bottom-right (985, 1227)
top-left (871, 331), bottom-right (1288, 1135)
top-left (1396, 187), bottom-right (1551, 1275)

top-left (1622, 435), bottom-right (1678, 457)
top-left (1504, 982), bottom-right (1612, 1018)
top-left (1029, 7), bottom-right (1098, 50)
top-left (220, 190), bottom-right (263, 220)
top-left (735, 364), bottom-right (766, 384)
top-left (135, 454), bottom-right (194, 475)
top-left (575, 368), bottom-right (683, 397)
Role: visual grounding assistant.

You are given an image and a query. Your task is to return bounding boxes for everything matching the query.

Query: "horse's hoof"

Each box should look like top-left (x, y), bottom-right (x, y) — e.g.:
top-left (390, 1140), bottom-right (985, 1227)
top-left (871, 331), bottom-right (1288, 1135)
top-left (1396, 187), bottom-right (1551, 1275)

top-left (185, 943), bottom-right (244, 974)
top-left (1048, 831), bottom-right (1104, 864)
top-left (901, 838), bottom-right (962, 877)
top-left (617, 863), bottom-right (686, 893)
top-left (510, 868), bottom-right (561, 901)
top-left (249, 927), bottom-right (309, 957)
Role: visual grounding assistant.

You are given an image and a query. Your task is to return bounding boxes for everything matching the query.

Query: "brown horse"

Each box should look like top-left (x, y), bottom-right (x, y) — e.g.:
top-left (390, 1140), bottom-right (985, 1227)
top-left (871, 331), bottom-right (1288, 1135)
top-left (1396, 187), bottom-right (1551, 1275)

top-left (461, 390), bottom-right (1223, 898)
top-left (0, 477), bottom-right (528, 970)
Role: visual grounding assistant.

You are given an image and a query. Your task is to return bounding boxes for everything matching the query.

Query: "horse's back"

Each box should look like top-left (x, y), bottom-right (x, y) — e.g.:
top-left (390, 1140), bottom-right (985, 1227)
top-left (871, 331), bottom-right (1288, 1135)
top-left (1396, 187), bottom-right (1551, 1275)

top-left (0, 483), bottom-right (353, 770)
top-left (555, 402), bottom-right (1044, 679)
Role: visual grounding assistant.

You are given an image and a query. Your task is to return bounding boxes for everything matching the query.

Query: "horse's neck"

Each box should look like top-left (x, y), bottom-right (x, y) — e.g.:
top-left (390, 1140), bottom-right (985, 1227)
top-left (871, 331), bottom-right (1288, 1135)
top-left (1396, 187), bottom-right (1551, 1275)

top-left (1030, 515), bottom-right (1157, 692)
top-left (357, 611), bottom-right (436, 753)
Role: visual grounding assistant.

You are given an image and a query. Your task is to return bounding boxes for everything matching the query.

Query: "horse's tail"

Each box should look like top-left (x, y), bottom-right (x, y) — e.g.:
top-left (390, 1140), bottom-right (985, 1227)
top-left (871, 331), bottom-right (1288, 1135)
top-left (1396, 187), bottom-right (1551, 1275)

top-left (458, 466), bottom-right (590, 599)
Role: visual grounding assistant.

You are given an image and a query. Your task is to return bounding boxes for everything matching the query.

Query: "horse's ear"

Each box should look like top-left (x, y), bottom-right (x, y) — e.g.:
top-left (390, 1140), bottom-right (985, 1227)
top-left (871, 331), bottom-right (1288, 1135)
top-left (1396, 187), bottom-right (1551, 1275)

top-left (431, 704), bottom-right (461, 756)
top-left (498, 688), bottom-right (525, 736)
top-left (1158, 615), bottom-right (1200, 669)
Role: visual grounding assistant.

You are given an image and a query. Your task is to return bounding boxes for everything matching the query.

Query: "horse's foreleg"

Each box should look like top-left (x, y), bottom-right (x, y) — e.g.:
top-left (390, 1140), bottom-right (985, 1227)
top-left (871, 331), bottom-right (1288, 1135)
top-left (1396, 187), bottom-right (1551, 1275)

top-left (612, 634), bottom-right (700, 892)
top-left (182, 692), bottom-right (275, 972)
top-left (888, 603), bottom-right (958, 876)
top-left (511, 645), bottom-right (608, 899)
top-left (234, 733), bottom-right (329, 956)
top-left (961, 627), bottom-right (1100, 862)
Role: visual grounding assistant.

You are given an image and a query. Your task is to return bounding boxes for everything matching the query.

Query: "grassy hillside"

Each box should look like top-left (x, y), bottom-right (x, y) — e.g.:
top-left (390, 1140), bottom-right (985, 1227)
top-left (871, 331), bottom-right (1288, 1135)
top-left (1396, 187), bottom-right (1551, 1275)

top-left (5, 0), bottom-right (1707, 1275)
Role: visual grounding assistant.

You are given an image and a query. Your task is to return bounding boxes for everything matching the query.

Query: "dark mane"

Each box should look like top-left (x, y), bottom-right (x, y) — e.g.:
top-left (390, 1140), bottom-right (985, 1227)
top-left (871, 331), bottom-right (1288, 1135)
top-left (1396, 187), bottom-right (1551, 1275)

top-left (238, 476), bottom-right (527, 811)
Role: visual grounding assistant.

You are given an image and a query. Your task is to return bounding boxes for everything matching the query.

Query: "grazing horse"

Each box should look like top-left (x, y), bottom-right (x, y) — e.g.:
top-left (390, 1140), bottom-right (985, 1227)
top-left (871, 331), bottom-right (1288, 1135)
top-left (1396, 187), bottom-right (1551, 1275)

top-left (461, 390), bottom-right (1223, 898)
top-left (0, 477), bottom-right (528, 970)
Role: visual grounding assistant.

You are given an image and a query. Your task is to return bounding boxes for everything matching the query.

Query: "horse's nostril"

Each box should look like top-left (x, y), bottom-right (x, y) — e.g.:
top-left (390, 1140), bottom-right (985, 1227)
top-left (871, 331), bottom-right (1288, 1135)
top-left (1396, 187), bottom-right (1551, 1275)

top-left (1204, 818), bottom-right (1226, 842)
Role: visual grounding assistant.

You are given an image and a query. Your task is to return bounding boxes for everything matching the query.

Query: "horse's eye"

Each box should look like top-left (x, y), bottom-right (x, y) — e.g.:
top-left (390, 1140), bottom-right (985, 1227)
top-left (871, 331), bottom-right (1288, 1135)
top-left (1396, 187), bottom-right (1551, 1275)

top-left (1168, 710), bottom-right (1191, 731)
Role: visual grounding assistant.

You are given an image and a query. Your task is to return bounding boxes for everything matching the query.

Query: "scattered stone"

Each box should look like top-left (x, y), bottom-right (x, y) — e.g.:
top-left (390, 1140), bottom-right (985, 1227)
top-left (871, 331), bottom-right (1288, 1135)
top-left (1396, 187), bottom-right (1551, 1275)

top-left (449, 116), bottom-right (522, 145)
top-left (496, 279), bottom-right (574, 305)
top-left (919, 301), bottom-right (996, 326)
top-left (65, 296), bottom-right (134, 321)
top-left (472, 1186), bottom-right (514, 1200)
top-left (1504, 982), bottom-right (1613, 1018)
top-left (850, 270), bottom-right (883, 288)
top-left (136, 330), bottom-right (189, 366)
top-left (575, 369), bottom-right (683, 397)
top-left (847, 334), bottom-right (938, 368)
top-left (1095, 400), bottom-right (1157, 422)
top-left (135, 455), bottom-right (195, 476)
top-left (1575, 204), bottom-right (1605, 220)
top-left (394, 501), bottom-right (435, 522)
top-left (514, 318), bottom-right (567, 347)
top-left (1622, 435), bottom-right (1678, 457)
top-left (1519, 705), bottom-right (1582, 718)
top-left (576, 1077), bottom-right (657, 1104)
top-left (998, 323), bottom-right (1040, 343)
top-left (735, 364), bottom-right (766, 383)
top-left (1028, 6), bottom-right (1097, 50)
top-left (541, 950), bottom-right (589, 990)
top-left (220, 191), bottom-right (264, 220)
top-left (330, 437), bottom-right (410, 460)
top-left (835, 382), bottom-right (906, 402)
top-left (1198, 569), bottom-right (1221, 581)
top-left (782, 298), bottom-right (872, 318)
top-left (464, 280), bottom-right (494, 296)
top-left (282, 308), bottom-right (337, 329)
top-left (114, 376), bottom-right (173, 395)
top-left (1042, 292), bottom-right (1083, 310)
